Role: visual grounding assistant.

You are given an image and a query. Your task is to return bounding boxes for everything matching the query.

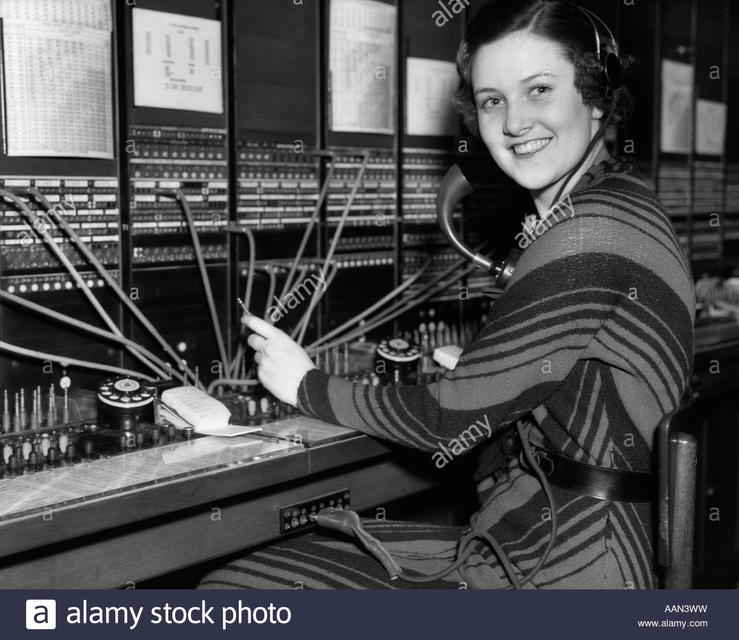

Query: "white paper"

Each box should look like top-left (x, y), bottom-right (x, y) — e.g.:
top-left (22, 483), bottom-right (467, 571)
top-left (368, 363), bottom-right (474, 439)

top-left (406, 57), bottom-right (459, 136)
top-left (159, 405), bottom-right (260, 437)
top-left (0, 0), bottom-right (111, 30)
top-left (132, 8), bottom-right (224, 114)
top-left (329, 0), bottom-right (396, 134)
top-left (660, 59), bottom-right (694, 154)
top-left (695, 99), bottom-right (726, 155)
top-left (1, 20), bottom-right (114, 158)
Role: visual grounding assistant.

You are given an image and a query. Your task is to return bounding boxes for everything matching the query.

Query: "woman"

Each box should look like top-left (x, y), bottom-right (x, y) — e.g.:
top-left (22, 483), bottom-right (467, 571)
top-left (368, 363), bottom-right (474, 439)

top-left (199, 0), bottom-right (694, 589)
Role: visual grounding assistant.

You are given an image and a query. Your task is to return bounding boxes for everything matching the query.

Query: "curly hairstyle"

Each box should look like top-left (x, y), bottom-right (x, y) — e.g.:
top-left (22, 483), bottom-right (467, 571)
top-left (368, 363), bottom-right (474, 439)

top-left (454, 0), bottom-right (635, 136)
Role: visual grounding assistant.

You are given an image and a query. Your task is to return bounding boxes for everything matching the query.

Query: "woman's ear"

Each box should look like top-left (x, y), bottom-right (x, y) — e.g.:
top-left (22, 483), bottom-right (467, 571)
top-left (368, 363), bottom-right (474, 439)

top-left (590, 104), bottom-right (605, 120)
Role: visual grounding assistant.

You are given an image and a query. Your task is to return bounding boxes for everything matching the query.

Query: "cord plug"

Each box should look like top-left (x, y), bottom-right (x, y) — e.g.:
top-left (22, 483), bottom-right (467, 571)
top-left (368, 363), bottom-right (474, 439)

top-left (311, 507), bottom-right (402, 579)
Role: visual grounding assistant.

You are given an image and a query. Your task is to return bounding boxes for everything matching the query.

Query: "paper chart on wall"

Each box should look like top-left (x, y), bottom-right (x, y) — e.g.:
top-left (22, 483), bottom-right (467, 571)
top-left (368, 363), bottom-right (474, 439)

top-left (329, 0), bottom-right (396, 134)
top-left (132, 8), bottom-right (224, 114)
top-left (660, 59), bottom-right (694, 154)
top-left (695, 99), bottom-right (726, 156)
top-left (0, 0), bottom-right (111, 30)
top-left (0, 20), bottom-right (114, 158)
top-left (405, 57), bottom-right (459, 136)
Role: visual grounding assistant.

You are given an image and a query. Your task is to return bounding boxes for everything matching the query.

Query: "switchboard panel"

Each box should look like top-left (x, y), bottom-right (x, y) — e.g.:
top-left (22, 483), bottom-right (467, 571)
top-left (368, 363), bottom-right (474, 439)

top-left (129, 125), bottom-right (228, 264)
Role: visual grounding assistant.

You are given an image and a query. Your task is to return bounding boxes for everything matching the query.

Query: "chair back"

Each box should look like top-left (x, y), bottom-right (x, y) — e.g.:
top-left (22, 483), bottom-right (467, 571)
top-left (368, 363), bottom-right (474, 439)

top-left (656, 404), bottom-right (697, 589)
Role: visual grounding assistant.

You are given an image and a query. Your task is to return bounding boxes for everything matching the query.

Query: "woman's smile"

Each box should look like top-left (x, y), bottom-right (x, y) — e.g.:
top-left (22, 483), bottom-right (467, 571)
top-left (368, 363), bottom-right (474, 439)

top-left (510, 137), bottom-right (553, 157)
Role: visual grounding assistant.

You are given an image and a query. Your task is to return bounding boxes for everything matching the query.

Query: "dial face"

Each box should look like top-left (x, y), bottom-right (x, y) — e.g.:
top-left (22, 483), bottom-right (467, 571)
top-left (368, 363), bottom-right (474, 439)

top-left (388, 338), bottom-right (410, 351)
top-left (114, 379), bottom-right (141, 393)
top-left (98, 378), bottom-right (153, 409)
top-left (377, 337), bottom-right (421, 363)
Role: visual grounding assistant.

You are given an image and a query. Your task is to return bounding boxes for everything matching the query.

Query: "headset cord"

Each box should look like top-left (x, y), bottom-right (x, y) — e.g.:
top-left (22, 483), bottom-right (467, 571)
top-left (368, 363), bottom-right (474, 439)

top-left (549, 107), bottom-right (616, 210)
top-left (312, 422), bottom-right (558, 589)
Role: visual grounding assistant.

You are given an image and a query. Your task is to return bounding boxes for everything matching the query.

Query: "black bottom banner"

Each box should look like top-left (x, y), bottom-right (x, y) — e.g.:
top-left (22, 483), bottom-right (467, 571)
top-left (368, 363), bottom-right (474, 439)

top-left (1, 590), bottom-right (735, 639)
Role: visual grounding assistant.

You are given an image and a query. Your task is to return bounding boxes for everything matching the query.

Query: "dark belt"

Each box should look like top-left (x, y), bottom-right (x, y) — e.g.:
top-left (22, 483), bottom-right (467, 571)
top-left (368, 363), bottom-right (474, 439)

top-left (521, 445), bottom-right (656, 503)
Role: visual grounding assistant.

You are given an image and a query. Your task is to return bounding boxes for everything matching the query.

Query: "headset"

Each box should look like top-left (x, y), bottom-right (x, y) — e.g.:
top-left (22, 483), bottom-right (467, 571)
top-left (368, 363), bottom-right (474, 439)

top-left (572, 2), bottom-right (622, 90)
top-left (437, 1), bottom-right (623, 282)
top-left (436, 165), bottom-right (521, 290)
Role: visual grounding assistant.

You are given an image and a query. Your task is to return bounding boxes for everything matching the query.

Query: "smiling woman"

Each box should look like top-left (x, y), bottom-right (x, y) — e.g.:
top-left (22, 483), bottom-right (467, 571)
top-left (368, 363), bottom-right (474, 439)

top-left (198, 0), bottom-right (694, 591)
top-left (454, 0), bottom-right (633, 214)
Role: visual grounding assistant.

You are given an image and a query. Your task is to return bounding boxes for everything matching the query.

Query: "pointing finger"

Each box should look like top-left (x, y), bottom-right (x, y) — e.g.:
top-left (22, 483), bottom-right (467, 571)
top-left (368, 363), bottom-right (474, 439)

top-left (243, 314), bottom-right (279, 339)
top-left (247, 333), bottom-right (266, 351)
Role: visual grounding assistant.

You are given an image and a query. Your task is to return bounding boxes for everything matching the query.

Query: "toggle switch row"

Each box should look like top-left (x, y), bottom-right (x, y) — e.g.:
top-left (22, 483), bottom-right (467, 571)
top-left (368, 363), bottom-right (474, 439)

top-left (1, 428), bottom-right (73, 477)
top-left (2, 384), bottom-right (71, 435)
top-left (0, 420), bottom-right (186, 478)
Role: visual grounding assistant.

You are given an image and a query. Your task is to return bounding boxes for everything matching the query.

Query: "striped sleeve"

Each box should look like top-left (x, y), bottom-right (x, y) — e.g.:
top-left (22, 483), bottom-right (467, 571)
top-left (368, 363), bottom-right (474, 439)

top-left (297, 172), bottom-right (694, 455)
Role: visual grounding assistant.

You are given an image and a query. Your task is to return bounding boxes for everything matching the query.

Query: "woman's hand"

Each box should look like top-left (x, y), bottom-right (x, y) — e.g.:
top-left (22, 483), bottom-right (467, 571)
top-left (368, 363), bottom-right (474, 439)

top-left (243, 315), bottom-right (316, 406)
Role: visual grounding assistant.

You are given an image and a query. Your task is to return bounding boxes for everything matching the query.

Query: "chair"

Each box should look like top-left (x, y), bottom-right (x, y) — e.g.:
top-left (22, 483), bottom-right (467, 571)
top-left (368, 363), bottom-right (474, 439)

top-left (656, 401), bottom-right (698, 589)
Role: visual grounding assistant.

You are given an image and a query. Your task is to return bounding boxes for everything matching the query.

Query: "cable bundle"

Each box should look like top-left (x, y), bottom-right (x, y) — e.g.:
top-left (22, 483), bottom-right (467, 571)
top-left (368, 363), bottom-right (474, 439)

top-left (0, 188), bottom-right (202, 388)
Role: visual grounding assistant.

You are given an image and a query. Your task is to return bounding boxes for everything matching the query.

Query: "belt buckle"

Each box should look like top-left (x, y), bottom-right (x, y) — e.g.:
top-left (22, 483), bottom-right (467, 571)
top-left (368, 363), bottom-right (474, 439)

top-left (526, 447), bottom-right (555, 477)
top-left (533, 449), bottom-right (555, 476)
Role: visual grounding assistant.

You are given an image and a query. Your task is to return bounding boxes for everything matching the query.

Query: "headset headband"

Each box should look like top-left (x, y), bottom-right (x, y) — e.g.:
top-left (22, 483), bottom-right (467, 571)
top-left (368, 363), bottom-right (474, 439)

top-left (558, 1), bottom-right (622, 88)
top-left (577, 5), bottom-right (619, 58)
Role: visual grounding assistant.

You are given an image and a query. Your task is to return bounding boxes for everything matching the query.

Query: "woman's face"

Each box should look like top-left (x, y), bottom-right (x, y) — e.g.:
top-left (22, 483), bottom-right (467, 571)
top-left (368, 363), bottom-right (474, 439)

top-left (471, 31), bottom-right (603, 209)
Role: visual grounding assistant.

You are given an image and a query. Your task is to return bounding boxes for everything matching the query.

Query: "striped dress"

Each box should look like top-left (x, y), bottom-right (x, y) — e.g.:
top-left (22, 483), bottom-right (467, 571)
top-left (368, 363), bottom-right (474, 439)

top-left (199, 155), bottom-right (695, 590)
